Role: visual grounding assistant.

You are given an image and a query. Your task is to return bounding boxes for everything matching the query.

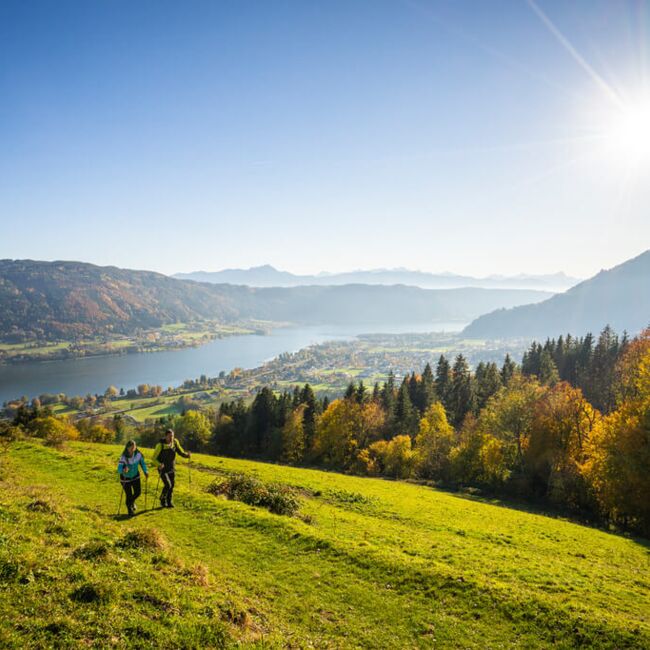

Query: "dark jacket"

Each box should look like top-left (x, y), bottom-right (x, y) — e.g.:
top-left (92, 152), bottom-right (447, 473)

top-left (152, 438), bottom-right (189, 472)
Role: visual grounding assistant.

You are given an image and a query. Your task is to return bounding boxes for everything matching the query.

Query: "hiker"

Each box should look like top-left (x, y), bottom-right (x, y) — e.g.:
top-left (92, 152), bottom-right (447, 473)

top-left (117, 440), bottom-right (148, 516)
top-left (152, 428), bottom-right (190, 508)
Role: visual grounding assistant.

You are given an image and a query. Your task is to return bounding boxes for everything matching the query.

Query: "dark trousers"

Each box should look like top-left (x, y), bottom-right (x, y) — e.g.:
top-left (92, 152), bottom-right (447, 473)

top-left (160, 470), bottom-right (175, 505)
top-left (121, 476), bottom-right (141, 509)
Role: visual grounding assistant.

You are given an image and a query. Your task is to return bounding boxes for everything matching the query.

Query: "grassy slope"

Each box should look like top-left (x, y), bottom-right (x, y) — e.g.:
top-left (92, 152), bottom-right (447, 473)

top-left (1, 441), bottom-right (649, 649)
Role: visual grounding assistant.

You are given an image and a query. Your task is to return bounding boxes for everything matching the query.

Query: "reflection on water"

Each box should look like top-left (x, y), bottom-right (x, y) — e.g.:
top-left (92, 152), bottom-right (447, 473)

top-left (0, 322), bottom-right (465, 403)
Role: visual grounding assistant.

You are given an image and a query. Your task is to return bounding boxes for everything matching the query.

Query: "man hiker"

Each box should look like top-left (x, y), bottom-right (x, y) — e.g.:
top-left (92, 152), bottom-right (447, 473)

top-left (118, 440), bottom-right (148, 516)
top-left (152, 428), bottom-right (190, 508)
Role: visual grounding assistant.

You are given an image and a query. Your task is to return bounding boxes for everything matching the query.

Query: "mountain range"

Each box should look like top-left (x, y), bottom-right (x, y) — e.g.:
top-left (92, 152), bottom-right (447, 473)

top-left (463, 250), bottom-right (650, 339)
top-left (174, 265), bottom-right (580, 292)
top-left (0, 259), bottom-right (552, 342)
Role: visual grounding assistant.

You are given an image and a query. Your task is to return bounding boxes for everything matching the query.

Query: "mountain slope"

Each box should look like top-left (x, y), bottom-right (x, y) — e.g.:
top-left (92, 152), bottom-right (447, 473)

top-left (0, 259), bottom-right (241, 340)
top-left (175, 265), bottom-right (579, 291)
top-left (0, 260), bottom-right (552, 341)
top-left (223, 284), bottom-right (553, 326)
top-left (463, 250), bottom-right (650, 339)
top-left (1, 440), bottom-right (648, 648)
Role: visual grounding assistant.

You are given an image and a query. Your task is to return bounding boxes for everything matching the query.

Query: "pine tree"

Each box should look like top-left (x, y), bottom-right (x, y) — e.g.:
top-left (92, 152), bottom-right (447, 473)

top-left (501, 354), bottom-right (516, 385)
top-left (435, 355), bottom-right (452, 413)
top-left (418, 362), bottom-right (437, 414)
top-left (449, 354), bottom-right (475, 429)
top-left (539, 350), bottom-right (560, 386)
top-left (395, 379), bottom-right (418, 437)
top-left (300, 384), bottom-right (318, 452)
top-left (356, 380), bottom-right (367, 404)
top-left (381, 371), bottom-right (397, 423)
top-left (476, 361), bottom-right (502, 411)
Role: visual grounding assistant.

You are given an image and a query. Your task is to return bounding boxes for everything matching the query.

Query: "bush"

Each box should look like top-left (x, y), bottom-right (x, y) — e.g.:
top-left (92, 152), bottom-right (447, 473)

top-left (207, 474), bottom-right (300, 516)
top-left (29, 416), bottom-right (79, 448)
top-left (76, 420), bottom-right (114, 443)
top-left (117, 528), bottom-right (167, 551)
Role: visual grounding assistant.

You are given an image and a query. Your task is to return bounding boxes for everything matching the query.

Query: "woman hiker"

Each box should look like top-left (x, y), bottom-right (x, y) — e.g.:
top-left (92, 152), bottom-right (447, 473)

top-left (152, 428), bottom-right (190, 508)
top-left (118, 440), bottom-right (149, 516)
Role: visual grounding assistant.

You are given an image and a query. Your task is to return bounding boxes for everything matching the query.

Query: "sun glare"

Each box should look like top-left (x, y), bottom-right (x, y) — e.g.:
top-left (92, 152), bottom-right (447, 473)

top-left (605, 98), bottom-right (650, 164)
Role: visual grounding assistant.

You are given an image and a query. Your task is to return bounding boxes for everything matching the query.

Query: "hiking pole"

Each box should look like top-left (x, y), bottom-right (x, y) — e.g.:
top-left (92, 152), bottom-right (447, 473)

top-left (144, 474), bottom-right (149, 511)
top-left (154, 473), bottom-right (160, 508)
top-left (117, 486), bottom-right (124, 516)
top-left (188, 457), bottom-right (192, 491)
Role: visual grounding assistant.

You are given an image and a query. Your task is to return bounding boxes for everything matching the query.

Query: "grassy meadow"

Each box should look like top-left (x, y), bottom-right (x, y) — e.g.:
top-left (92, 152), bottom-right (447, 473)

top-left (0, 440), bottom-right (648, 648)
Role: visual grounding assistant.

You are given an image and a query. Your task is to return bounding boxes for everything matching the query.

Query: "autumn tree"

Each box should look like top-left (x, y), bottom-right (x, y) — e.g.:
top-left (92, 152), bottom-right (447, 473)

top-left (282, 404), bottom-right (306, 464)
top-left (414, 402), bottom-right (455, 481)
top-left (526, 382), bottom-right (598, 507)
top-left (173, 410), bottom-right (212, 452)
top-left (583, 331), bottom-right (650, 534)
top-left (312, 399), bottom-right (363, 469)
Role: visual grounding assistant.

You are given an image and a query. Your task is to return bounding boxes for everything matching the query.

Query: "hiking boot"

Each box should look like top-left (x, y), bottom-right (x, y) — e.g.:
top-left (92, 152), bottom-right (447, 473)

top-left (160, 498), bottom-right (166, 508)
top-left (167, 501), bottom-right (174, 508)
top-left (127, 505), bottom-right (135, 517)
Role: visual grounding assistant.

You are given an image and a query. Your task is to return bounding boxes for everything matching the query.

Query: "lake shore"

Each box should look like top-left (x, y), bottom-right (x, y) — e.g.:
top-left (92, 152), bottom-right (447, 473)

top-left (0, 320), bottom-right (283, 365)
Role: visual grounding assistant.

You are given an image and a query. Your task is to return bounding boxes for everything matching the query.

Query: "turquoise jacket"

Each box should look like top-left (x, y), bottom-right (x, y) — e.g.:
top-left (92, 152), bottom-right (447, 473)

top-left (118, 450), bottom-right (148, 480)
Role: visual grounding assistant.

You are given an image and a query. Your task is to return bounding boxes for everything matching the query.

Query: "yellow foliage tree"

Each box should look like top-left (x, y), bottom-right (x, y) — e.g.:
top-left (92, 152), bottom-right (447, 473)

top-left (526, 382), bottom-right (598, 507)
top-left (313, 399), bottom-right (363, 469)
top-left (30, 416), bottom-right (79, 448)
top-left (414, 402), bottom-right (455, 480)
top-left (367, 435), bottom-right (414, 479)
top-left (282, 404), bottom-right (306, 464)
top-left (584, 337), bottom-right (650, 534)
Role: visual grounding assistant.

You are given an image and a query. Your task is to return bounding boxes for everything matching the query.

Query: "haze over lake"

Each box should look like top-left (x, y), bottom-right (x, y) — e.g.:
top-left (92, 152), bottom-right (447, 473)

top-left (0, 322), bottom-right (465, 404)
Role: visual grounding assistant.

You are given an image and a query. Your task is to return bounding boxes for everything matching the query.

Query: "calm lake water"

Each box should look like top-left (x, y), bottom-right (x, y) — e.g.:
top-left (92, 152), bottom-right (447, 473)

top-left (0, 322), bottom-right (465, 403)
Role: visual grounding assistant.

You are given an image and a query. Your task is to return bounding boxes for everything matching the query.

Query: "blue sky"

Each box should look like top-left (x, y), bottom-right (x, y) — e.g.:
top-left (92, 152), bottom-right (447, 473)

top-left (1, 1), bottom-right (648, 278)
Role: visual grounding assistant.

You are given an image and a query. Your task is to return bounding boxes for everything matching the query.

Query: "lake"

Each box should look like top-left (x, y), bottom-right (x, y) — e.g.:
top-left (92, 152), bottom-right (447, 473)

top-left (0, 322), bottom-right (465, 404)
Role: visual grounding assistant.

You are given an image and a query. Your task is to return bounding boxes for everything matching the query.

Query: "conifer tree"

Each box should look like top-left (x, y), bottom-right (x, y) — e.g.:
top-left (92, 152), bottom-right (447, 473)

top-left (435, 355), bottom-right (452, 413)
top-left (501, 354), bottom-right (516, 385)
top-left (299, 384), bottom-right (318, 452)
top-left (449, 354), bottom-right (475, 429)
top-left (395, 379), bottom-right (418, 437)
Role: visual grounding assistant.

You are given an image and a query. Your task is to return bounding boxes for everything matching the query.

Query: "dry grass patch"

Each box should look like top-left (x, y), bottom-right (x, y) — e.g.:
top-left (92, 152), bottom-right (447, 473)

top-left (117, 527), bottom-right (167, 551)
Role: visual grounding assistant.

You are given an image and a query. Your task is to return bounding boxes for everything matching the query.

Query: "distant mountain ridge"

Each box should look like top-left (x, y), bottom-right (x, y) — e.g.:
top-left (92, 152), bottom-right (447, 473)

top-left (0, 260), bottom-right (552, 342)
top-left (174, 266), bottom-right (580, 292)
top-left (463, 250), bottom-right (650, 339)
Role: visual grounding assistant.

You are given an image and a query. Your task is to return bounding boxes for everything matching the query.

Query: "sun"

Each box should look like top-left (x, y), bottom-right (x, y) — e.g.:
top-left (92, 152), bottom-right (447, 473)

top-left (605, 98), bottom-right (650, 164)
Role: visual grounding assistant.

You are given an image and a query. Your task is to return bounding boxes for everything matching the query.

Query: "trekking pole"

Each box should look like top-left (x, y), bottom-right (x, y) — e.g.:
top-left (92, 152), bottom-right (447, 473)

top-left (188, 457), bottom-right (192, 491)
top-left (154, 473), bottom-right (160, 507)
top-left (117, 486), bottom-right (124, 516)
top-left (144, 474), bottom-right (149, 511)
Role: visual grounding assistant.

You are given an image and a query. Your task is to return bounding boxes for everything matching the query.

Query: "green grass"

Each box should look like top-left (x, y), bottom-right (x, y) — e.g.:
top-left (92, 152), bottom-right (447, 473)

top-left (1, 440), bottom-right (649, 648)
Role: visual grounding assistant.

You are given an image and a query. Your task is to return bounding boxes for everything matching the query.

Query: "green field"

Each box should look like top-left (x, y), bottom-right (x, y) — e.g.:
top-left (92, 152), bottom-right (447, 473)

top-left (1, 440), bottom-right (648, 648)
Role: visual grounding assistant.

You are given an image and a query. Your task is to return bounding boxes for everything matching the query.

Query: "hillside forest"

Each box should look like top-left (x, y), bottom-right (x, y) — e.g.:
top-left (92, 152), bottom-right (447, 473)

top-left (3, 326), bottom-right (650, 537)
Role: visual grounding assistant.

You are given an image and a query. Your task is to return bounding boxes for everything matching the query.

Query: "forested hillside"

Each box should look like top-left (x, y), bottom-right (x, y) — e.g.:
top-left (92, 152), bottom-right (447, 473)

top-left (0, 260), bottom-right (240, 341)
top-left (6, 326), bottom-right (649, 537)
top-left (0, 260), bottom-right (551, 342)
top-left (463, 249), bottom-right (650, 339)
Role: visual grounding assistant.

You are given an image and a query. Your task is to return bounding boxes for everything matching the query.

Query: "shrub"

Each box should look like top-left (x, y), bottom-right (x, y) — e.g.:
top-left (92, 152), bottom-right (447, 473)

top-left (30, 416), bottom-right (79, 448)
top-left (76, 420), bottom-right (114, 443)
top-left (26, 498), bottom-right (56, 514)
top-left (117, 528), bottom-right (167, 551)
top-left (207, 474), bottom-right (300, 516)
